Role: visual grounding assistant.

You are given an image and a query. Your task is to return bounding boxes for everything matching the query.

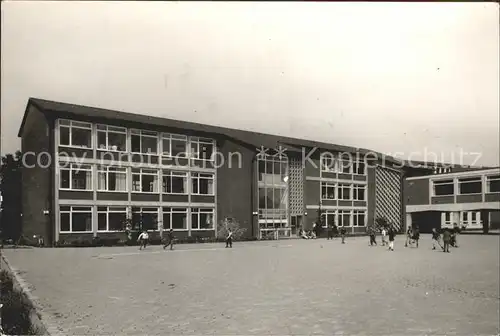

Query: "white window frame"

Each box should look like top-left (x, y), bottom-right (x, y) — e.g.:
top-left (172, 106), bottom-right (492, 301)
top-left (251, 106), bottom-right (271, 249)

top-left (132, 168), bottom-right (159, 193)
top-left (338, 183), bottom-right (351, 200)
top-left (162, 170), bottom-right (188, 194)
top-left (97, 166), bottom-right (128, 192)
top-left (189, 136), bottom-right (215, 161)
top-left (338, 209), bottom-right (352, 227)
top-left (130, 129), bottom-right (158, 154)
top-left (486, 174), bottom-right (500, 193)
top-left (443, 212), bottom-right (453, 227)
top-left (338, 157), bottom-right (353, 174)
top-left (162, 133), bottom-right (188, 158)
top-left (352, 161), bottom-right (367, 175)
top-left (432, 179), bottom-right (455, 196)
top-left (131, 207), bottom-right (160, 231)
top-left (353, 210), bottom-right (367, 227)
top-left (59, 163), bottom-right (93, 191)
top-left (59, 206), bottom-right (93, 233)
top-left (323, 211), bottom-right (337, 228)
top-left (321, 182), bottom-right (336, 200)
top-left (97, 206), bottom-right (128, 232)
top-left (191, 208), bottom-right (215, 230)
top-left (458, 176), bottom-right (483, 195)
top-left (191, 172), bottom-right (215, 195)
top-left (58, 119), bottom-right (93, 149)
top-left (320, 155), bottom-right (338, 172)
top-left (96, 124), bottom-right (127, 152)
top-left (162, 207), bottom-right (188, 231)
top-left (353, 184), bottom-right (366, 201)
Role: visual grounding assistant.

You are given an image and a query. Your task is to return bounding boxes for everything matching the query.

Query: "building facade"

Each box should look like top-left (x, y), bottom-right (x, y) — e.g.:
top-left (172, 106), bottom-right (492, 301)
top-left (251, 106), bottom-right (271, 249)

top-left (405, 167), bottom-right (500, 233)
top-left (19, 98), bottom-right (414, 245)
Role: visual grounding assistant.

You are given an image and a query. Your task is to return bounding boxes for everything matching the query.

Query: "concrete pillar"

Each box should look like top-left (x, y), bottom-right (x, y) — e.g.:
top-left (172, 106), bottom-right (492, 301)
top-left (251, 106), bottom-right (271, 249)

top-left (406, 213), bottom-right (412, 231)
top-left (481, 210), bottom-right (490, 234)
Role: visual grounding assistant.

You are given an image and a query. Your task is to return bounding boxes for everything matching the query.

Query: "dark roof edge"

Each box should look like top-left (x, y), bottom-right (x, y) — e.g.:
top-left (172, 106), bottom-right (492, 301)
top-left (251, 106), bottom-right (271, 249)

top-left (19, 97), bottom-right (410, 167)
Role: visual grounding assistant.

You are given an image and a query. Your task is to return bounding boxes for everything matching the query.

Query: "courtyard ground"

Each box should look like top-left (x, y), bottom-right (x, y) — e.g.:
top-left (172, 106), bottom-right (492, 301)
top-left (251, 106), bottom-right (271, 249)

top-left (2, 234), bottom-right (499, 335)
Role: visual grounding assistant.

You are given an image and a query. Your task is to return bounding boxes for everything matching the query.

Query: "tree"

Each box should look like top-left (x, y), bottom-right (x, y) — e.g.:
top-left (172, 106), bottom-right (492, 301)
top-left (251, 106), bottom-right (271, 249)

top-left (0, 151), bottom-right (23, 241)
top-left (217, 218), bottom-right (247, 241)
top-left (375, 216), bottom-right (390, 231)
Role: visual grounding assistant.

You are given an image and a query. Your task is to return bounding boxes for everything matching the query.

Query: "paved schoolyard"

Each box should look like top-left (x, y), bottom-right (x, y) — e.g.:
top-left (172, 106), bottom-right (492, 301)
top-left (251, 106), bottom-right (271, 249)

top-left (3, 235), bottom-right (499, 335)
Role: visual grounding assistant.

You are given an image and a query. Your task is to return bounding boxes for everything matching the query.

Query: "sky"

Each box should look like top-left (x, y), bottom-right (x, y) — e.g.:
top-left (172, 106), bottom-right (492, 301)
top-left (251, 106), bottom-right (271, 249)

top-left (1, 1), bottom-right (499, 166)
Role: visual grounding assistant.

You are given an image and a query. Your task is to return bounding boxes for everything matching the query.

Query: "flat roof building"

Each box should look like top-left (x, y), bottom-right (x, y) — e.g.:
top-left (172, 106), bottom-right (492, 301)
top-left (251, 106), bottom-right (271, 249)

top-left (19, 98), bottom-right (421, 245)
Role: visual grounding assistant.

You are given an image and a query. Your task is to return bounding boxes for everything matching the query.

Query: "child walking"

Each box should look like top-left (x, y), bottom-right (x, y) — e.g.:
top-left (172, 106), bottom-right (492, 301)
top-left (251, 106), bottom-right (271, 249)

top-left (163, 229), bottom-right (175, 250)
top-left (388, 228), bottom-right (395, 251)
top-left (442, 228), bottom-right (451, 253)
top-left (226, 228), bottom-right (233, 248)
top-left (137, 230), bottom-right (149, 250)
top-left (340, 227), bottom-right (346, 244)
top-left (431, 228), bottom-right (442, 250)
top-left (381, 227), bottom-right (387, 246)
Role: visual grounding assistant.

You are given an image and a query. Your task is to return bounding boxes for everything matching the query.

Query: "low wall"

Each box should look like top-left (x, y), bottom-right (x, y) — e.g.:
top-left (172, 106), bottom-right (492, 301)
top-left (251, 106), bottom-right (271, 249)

top-left (1, 252), bottom-right (61, 336)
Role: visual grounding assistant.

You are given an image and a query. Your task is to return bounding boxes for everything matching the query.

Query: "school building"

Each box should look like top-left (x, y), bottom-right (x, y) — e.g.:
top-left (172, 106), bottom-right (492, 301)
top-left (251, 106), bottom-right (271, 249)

top-left (18, 98), bottom-right (425, 245)
top-left (405, 166), bottom-right (500, 233)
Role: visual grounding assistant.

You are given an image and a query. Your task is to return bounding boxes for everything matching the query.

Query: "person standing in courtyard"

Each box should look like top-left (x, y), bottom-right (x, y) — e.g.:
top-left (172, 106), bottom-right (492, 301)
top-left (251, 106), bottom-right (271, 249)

top-left (137, 230), bottom-right (149, 250)
top-left (431, 227), bottom-right (442, 250)
top-left (442, 228), bottom-right (451, 253)
top-left (369, 226), bottom-right (377, 246)
top-left (405, 226), bottom-right (413, 247)
top-left (163, 229), bottom-right (175, 250)
top-left (413, 225), bottom-right (420, 248)
top-left (340, 226), bottom-right (346, 244)
top-left (381, 226), bottom-right (387, 246)
top-left (388, 227), bottom-right (395, 251)
top-left (226, 228), bottom-right (233, 248)
top-left (327, 223), bottom-right (334, 240)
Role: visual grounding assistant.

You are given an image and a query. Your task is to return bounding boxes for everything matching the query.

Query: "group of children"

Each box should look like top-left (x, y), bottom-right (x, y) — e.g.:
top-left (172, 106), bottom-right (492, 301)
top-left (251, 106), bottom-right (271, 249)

top-left (136, 228), bottom-right (234, 250)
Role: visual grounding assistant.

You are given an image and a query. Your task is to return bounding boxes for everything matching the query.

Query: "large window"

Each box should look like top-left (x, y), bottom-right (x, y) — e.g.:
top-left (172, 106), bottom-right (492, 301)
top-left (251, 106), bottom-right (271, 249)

top-left (131, 129), bottom-right (158, 154)
top-left (132, 168), bottom-right (159, 193)
top-left (97, 125), bottom-right (127, 152)
top-left (458, 177), bottom-right (482, 195)
top-left (338, 210), bottom-right (351, 227)
top-left (353, 185), bottom-right (366, 201)
top-left (98, 207), bottom-right (127, 232)
top-left (191, 172), bottom-right (214, 195)
top-left (433, 179), bottom-right (454, 196)
top-left (353, 161), bottom-right (366, 175)
top-left (131, 207), bottom-right (158, 231)
top-left (163, 207), bottom-right (187, 230)
top-left (97, 166), bottom-right (127, 192)
top-left (162, 133), bottom-right (187, 157)
top-left (338, 183), bottom-right (351, 200)
top-left (60, 206), bottom-right (92, 232)
top-left (58, 120), bottom-right (92, 148)
top-left (324, 212), bottom-right (337, 228)
top-left (60, 163), bottom-right (92, 190)
top-left (486, 175), bottom-right (500, 193)
top-left (191, 208), bottom-right (215, 230)
top-left (353, 210), bottom-right (366, 226)
top-left (190, 137), bottom-right (215, 161)
top-left (162, 171), bottom-right (188, 194)
top-left (338, 158), bottom-right (352, 174)
top-left (321, 155), bottom-right (338, 172)
top-left (321, 182), bottom-right (336, 200)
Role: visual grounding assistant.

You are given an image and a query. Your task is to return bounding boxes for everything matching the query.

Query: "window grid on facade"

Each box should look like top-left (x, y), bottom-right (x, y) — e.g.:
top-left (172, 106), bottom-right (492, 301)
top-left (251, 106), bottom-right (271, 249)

top-left (321, 182), bottom-right (336, 200)
top-left (60, 206), bottom-right (93, 233)
top-left (131, 207), bottom-right (159, 231)
top-left (59, 163), bottom-right (93, 190)
top-left (96, 124), bottom-right (127, 152)
top-left (162, 133), bottom-right (188, 158)
top-left (97, 207), bottom-right (127, 232)
top-left (486, 175), bottom-right (500, 193)
top-left (97, 166), bottom-right (127, 192)
top-left (190, 137), bottom-right (215, 161)
top-left (191, 208), bottom-right (215, 230)
top-left (433, 179), bottom-right (454, 196)
top-left (130, 129), bottom-right (158, 154)
top-left (132, 168), bottom-right (159, 193)
top-left (162, 170), bottom-right (188, 194)
top-left (191, 172), bottom-right (215, 195)
top-left (458, 177), bottom-right (482, 195)
top-left (58, 119), bottom-right (92, 148)
top-left (162, 207), bottom-right (188, 230)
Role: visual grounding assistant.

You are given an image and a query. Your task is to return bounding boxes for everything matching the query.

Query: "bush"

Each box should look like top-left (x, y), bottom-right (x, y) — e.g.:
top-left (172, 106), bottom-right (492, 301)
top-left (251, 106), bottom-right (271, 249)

top-left (0, 271), bottom-right (40, 335)
top-left (216, 218), bottom-right (247, 240)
